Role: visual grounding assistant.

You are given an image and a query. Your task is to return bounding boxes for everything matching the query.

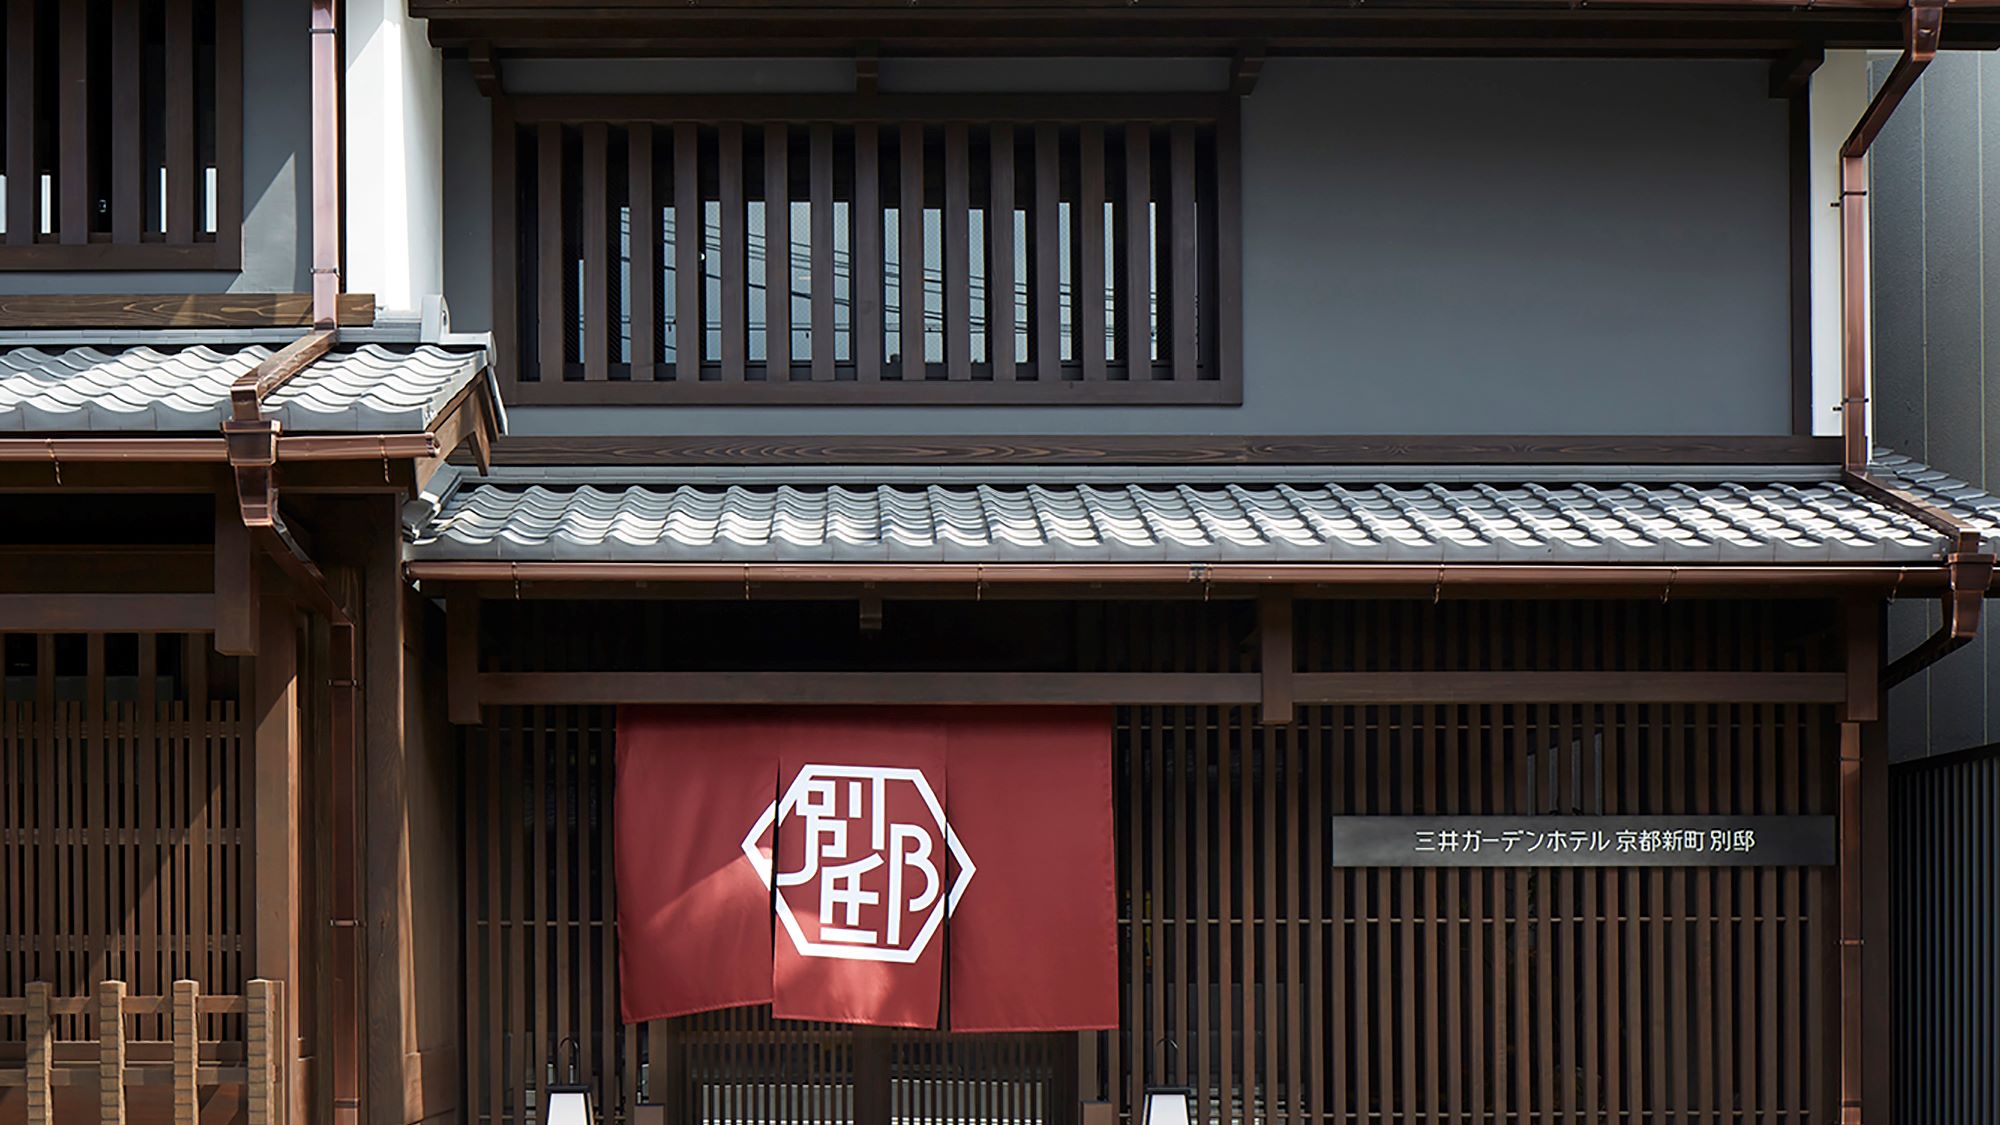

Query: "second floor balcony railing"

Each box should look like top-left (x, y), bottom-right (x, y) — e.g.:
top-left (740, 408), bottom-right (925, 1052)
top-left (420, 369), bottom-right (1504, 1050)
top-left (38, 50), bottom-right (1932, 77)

top-left (496, 94), bottom-right (1241, 404)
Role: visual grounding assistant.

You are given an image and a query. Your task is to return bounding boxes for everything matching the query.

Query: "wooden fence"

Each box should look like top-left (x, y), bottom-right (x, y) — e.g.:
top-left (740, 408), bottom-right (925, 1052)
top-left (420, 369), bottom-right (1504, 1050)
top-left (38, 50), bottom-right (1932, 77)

top-left (0, 978), bottom-right (280, 1125)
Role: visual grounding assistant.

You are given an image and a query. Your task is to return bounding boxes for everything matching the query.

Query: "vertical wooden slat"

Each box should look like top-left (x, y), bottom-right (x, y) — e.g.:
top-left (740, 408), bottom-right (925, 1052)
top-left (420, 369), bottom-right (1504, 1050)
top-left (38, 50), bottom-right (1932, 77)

top-left (86, 636), bottom-right (105, 990)
top-left (164, 0), bottom-right (196, 243)
top-left (988, 125), bottom-right (1017, 382)
top-left (1216, 700), bottom-right (1235, 1125)
top-left (581, 124), bottom-right (610, 380)
top-left (1032, 126), bottom-right (1061, 382)
top-left (1078, 124), bottom-right (1107, 381)
top-left (57, 0), bottom-right (88, 245)
top-left (720, 123), bottom-right (747, 382)
top-left (1168, 124), bottom-right (1197, 383)
top-left (6, 0), bottom-right (36, 244)
top-left (898, 123), bottom-right (926, 382)
top-left (1214, 100), bottom-right (1244, 394)
top-left (1124, 124), bottom-right (1151, 381)
top-left (810, 124), bottom-right (835, 381)
top-left (765, 123), bottom-right (793, 381)
top-left (629, 126), bottom-right (657, 381)
top-left (854, 124), bottom-right (883, 381)
top-left (491, 104), bottom-right (520, 386)
top-left (674, 123), bottom-right (701, 380)
top-left (172, 980), bottom-right (198, 1125)
top-left (136, 641), bottom-right (158, 1037)
top-left (537, 123), bottom-right (566, 383)
top-left (99, 979), bottom-right (126, 1125)
top-left (944, 124), bottom-right (972, 380)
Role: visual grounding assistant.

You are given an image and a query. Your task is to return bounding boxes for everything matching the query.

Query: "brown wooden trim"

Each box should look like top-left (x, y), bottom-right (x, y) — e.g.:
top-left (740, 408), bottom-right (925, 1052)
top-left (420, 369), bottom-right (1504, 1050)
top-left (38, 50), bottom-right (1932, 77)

top-left (0, 433), bottom-right (437, 465)
top-left (0, 293), bottom-right (375, 329)
top-left (483, 433), bottom-right (1844, 466)
top-left (470, 668), bottom-right (1844, 706)
top-left (502, 376), bottom-right (1241, 405)
top-left (0, 594), bottom-right (214, 632)
top-left (0, 243), bottom-right (249, 271)
top-left (415, 561), bottom-right (1952, 599)
top-left (215, 491), bottom-right (258, 656)
top-left (1259, 590), bottom-right (1293, 724)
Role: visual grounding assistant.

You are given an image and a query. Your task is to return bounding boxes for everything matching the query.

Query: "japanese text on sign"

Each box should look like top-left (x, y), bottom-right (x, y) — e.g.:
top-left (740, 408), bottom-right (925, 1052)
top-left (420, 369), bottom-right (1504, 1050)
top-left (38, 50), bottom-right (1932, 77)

top-left (1328, 816), bottom-right (1835, 868)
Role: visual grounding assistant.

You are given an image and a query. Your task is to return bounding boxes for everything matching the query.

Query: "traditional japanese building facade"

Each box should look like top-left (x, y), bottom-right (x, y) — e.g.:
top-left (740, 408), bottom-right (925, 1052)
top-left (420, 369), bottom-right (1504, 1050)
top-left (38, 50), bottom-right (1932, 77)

top-left (2, 3), bottom-right (1998, 1125)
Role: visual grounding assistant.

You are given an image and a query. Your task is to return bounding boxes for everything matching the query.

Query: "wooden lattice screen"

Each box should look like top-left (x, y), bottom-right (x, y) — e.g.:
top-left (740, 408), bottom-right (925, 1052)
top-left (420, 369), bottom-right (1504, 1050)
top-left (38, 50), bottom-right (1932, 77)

top-left (0, 0), bottom-right (244, 270)
top-left (498, 95), bottom-right (1240, 404)
top-left (0, 633), bottom-right (250, 1048)
top-left (462, 600), bottom-right (1839, 1125)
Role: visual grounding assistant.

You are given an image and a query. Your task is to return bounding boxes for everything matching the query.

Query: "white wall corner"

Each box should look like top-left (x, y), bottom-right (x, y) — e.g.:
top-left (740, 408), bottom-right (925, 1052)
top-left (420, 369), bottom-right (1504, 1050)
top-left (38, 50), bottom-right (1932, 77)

top-left (1807, 51), bottom-right (1878, 442)
top-left (343, 0), bottom-right (445, 319)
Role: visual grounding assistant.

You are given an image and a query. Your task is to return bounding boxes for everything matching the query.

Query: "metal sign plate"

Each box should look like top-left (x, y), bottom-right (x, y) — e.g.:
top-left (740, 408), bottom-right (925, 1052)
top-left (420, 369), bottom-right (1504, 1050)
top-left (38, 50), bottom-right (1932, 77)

top-left (1329, 815), bottom-right (1836, 867)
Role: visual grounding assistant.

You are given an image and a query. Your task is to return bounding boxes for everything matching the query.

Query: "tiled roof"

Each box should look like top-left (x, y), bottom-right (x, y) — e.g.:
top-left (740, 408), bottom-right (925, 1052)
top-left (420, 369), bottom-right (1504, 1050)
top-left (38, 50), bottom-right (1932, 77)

top-left (404, 464), bottom-right (1962, 566)
top-left (1869, 450), bottom-right (2000, 547)
top-left (0, 342), bottom-right (488, 433)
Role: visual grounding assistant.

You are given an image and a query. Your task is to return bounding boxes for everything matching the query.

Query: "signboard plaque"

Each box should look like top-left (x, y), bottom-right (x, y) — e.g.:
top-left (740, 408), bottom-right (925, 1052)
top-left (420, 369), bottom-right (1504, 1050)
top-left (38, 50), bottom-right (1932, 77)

top-left (1329, 815), bottom-right (1835, 867)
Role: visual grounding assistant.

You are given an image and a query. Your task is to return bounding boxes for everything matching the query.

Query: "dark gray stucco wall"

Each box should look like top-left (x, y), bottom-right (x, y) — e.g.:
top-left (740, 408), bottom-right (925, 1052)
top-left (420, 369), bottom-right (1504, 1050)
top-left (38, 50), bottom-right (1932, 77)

top-left (1870, 52), bottom-right (2000, 764)
top-left (0, 0), bottom-right (311, 296)
top-left (441, 57), bottom-right (1794, 437)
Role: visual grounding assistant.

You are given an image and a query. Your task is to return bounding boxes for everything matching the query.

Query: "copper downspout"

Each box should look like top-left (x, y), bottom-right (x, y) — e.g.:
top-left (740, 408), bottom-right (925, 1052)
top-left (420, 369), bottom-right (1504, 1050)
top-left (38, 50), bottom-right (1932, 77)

top-left (1832, 9), bottom-right (1944, 1123)
top-left (311, 0), bottom-right (342, 328)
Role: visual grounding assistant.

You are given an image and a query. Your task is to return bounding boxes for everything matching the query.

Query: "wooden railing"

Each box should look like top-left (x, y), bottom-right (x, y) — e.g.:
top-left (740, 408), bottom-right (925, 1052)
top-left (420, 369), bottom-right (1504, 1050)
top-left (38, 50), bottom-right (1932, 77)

top-left (0, 979), bottom-right (282, 1125)
top-left (497, 94), bottom-right (1241, 404)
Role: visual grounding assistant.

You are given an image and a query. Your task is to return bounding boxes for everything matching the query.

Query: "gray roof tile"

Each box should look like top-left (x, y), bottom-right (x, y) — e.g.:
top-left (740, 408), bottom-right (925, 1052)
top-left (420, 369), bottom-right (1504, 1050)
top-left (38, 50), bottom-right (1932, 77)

top-left (0, 342), bottom-right (487, 433)
top-left (404, 466), bottom-right (1961, 566)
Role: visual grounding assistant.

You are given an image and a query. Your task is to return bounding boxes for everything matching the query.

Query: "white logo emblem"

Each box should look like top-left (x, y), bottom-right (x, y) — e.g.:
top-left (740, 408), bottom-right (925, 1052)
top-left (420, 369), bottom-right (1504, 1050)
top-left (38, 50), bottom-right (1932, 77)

top-left (742, 765), bottom-right (974, 963)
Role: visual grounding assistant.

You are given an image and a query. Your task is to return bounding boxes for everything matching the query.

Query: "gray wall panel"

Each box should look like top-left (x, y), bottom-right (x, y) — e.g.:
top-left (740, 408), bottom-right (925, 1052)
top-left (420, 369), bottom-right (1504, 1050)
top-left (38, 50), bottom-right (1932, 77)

top-left (1872, 53), bottom-right (2000, 763)
top-left (0, 0), bottom-right (311, 296)
top-left (443, 58), bottom-right (1795, 438)
top-left (443, 59), bottom-right (493, 334)
top-left (1892, 746), bottom-right (2000, 1125)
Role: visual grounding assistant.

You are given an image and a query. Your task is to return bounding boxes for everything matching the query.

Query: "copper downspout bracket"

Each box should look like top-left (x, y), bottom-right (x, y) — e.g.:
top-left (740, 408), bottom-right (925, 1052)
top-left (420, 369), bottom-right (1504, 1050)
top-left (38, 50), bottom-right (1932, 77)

top-left (222, 418), bottom-right (280, 528)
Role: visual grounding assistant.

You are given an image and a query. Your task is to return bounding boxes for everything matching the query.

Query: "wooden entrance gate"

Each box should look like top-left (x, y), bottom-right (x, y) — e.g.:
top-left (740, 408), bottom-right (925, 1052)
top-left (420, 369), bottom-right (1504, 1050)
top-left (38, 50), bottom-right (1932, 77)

top-left (460, 600), bottom-right (1841, 1125)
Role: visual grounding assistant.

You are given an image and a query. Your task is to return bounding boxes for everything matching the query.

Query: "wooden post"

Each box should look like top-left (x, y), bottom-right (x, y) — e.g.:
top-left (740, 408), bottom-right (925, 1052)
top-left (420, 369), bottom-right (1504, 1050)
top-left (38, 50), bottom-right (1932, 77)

top-left (247, 979), bottom-right (282, 1125)
top-left (172, 980), bottom-right (199, 1125)
top-left (365, 499), bottom-right (412, 1125)
top-left (251, 596), bottom-right (300, 1125)
top-left (1259, 591), bottom-right (1294, 726)
top-left (25, 981), bottom-right (52, 1125)
top-left (98, 979), bottom-right (126, 1125)
top-left (214, 489), bottom-right (258, 656)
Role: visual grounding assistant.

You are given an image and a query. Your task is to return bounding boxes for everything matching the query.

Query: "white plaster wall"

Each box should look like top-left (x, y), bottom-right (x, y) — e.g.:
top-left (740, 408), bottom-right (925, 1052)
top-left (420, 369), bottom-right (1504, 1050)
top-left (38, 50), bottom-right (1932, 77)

top-left (1809, 51), bottom-right (1877, 439)
top-left (344, 0), bottom-right (444, 317)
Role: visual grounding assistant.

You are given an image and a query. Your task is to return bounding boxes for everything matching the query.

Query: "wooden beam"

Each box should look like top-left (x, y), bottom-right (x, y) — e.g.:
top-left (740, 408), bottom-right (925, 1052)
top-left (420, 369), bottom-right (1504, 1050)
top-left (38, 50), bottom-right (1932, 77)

top-left (0, 293), bottom-right (375, 329)
top-left (479, 671), bottom-right (1263, 707)
top-left (485, 433), bottom-right (1845, 466)
top-left (1259, 591), bottom-right (1293, 725)
top-left (0, 594), bottom-right (214, 633)
top-left (472, 668), bottom-right (1847, 707)
top-left (1769, 45), bottom-right (1823, 98)
top-left (448, 589), bottom-right (481, 724)
top-left (1295, 670), bottom-right (1847, 704)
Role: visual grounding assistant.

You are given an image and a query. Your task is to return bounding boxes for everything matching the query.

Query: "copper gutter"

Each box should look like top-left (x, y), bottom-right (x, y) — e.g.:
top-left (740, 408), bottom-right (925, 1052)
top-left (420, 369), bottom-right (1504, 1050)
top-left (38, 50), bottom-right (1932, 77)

top-left (1845, 467), bottom-right (1994, 683)
top-left (403, 559), bottom-right (1964, 596)
top-left (0, 434), bottom-right (440, 463)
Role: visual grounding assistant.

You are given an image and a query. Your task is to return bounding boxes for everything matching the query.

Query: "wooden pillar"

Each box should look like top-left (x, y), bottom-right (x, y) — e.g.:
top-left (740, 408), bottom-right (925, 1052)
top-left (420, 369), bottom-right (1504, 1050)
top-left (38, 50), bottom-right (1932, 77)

top-left (363, 497), bottom-right (410, 1125)
top-left (1838, 600), bottom-right (1884, 1125)
top-left (98, 979), bottom-right (126, 1125)
top-left (25, 981), bottom-right (51, 1125)
top-left (252, 597), bottom-right (301, 1125)
top-left (214, 489), bottom-right (258, 656)
top-left (172, 980), bottom-right (199, 1125)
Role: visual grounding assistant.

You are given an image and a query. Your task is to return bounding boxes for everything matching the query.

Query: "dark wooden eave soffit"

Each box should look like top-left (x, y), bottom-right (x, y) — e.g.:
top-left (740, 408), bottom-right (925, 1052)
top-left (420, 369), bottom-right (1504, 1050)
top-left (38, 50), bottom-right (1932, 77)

top-left (415, 1), bottom-right (2000, 54)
